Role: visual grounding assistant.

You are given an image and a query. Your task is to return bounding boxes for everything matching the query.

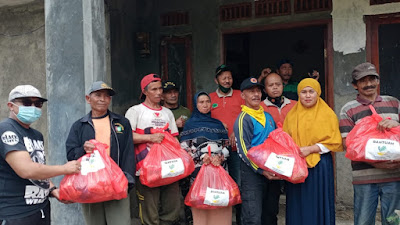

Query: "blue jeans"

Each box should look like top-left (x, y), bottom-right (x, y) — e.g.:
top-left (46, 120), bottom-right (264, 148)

top-left (354, 181), bottom-right (400, 225)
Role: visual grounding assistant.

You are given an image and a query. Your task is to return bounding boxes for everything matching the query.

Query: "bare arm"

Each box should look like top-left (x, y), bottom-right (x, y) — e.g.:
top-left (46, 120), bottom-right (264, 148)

top-left (133, 132), bottom-right (165, 144)
top-left (342, 138), bottom-right (347, 151)
top-left (299, 145), bottom-right (321, 157)
top-left (5, 150), bottom-right (80, 180)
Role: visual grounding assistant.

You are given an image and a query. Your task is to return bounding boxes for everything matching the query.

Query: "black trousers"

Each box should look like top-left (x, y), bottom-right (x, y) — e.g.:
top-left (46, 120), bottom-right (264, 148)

top-left (240, 161), bottom-right (281, 225)
top-left (2, 203), bottom-right (50, 225)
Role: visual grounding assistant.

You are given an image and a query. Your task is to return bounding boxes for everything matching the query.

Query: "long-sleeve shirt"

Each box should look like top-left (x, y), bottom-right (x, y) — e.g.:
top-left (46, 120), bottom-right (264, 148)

top-left (234, 111), bottom-right (275, 174)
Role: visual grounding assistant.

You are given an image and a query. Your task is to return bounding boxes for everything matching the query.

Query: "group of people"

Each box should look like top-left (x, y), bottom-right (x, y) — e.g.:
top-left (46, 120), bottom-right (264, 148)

top-left (0, 60), bottom-right (399, 225)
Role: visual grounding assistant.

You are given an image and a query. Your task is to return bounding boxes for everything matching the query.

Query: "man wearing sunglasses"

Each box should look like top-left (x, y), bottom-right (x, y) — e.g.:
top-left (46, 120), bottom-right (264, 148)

top-left (0, 85), bottom-right (80, 225)
top-left (65, 81), bottom-right (135, 225)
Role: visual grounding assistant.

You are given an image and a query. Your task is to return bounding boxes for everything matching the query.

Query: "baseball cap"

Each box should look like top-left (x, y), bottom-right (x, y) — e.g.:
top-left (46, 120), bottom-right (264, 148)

top-left (9, 85), bottom-right (47, 102)
top-left (163, 81), bottom-right (179, 91)
top-left (215, 64), bottom-right (231, 78)
top-left (352, 62), bottom-right (379, 81)
top-left (87, 81), bottom-right (116, 96)
top-left (141, 74), bottom-right (161, 92)
top-left (240, 77), bottom-right (264, 91)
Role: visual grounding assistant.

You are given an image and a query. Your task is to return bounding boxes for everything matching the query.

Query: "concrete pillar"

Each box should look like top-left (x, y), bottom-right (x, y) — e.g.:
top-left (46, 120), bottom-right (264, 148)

top-left (45, 0), bottom-right (107, 224)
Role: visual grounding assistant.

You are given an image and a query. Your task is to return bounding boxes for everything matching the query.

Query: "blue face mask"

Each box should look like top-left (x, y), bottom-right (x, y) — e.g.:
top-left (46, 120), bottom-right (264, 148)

top-left (12, 104), bottom-right (42, 124)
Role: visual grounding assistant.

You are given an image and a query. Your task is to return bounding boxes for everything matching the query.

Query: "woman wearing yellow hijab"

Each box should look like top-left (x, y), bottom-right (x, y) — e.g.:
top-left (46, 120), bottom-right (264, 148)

top-left (283, 78), bottom-right (343, 225)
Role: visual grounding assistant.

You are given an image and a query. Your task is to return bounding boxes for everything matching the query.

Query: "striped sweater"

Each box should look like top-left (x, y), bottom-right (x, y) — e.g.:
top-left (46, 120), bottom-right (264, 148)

top-left (339, 95), bottom-right (400, 185)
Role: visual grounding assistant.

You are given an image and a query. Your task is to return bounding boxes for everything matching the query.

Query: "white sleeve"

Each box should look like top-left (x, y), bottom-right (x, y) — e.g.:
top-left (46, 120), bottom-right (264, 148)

top-left (125, 106), bottom-right (138, 131)
top-left (316, 143), bottom-right (330, 154)
top-left (166, 109), bottom-right (179, 135)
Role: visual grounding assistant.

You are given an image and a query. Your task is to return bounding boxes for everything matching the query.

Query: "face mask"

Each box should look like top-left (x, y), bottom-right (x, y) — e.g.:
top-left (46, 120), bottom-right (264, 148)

top-left (12, 104), bottom-right (42, 124)
top-left (218, 84), bottom-right (231, 94)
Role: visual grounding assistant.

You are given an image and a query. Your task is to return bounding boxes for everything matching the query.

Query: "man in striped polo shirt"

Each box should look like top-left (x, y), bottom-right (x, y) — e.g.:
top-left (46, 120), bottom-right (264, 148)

top-left (339, 62), bottom-right (400, 225)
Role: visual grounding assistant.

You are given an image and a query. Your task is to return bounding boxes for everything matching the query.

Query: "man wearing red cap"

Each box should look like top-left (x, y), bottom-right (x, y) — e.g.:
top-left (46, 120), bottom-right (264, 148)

top-left (125, 74), bottom-right (181, 225)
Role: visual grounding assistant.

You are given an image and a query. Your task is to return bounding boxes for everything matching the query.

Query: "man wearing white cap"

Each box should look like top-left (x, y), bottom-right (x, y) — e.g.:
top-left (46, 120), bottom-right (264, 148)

top-left (0, 85), bottom-right (80, 225)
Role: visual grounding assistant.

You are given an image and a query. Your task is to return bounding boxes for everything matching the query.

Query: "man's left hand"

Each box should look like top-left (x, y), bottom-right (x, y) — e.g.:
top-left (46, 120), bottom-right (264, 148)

top-left (175, 116), bottom-right (185, 128)
top-left (51, 189), bottom-right (74, 204)
top-left (229, 132), bottom-right (236, 148)
top-left (262, 170), bottom-right (281, 180)
top-left (377, 119), bottom-right (400, 132)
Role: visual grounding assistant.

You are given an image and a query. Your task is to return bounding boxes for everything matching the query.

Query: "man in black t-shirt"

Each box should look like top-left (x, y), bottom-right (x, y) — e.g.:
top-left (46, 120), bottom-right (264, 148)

top-left (0, 85), bottom-right (80, 225)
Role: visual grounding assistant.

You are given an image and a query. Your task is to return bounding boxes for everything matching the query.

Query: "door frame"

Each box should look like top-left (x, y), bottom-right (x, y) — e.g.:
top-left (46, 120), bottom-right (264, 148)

top-left (160, 35), bottom-right (194, 110)
top-left (366, 12), bottom-right (400, 72)
top-left (220, 19), bottom-right (334, 108)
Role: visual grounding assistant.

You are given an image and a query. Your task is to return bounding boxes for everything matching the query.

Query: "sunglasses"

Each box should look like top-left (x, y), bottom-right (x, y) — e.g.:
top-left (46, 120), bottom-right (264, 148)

top-left (13, 99), bottom-right (44, 108)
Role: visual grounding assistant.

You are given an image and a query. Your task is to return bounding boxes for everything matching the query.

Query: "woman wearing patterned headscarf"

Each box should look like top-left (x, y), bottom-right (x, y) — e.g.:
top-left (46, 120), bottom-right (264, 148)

top-left (283, 78), bottom-right (343, 225)
top-left (180, 91), bottom-right (231, 225)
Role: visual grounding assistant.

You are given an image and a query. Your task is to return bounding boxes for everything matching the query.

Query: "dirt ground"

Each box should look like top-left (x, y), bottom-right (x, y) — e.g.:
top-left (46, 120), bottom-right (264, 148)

top-left (131, 193), bottom-right (383, 225)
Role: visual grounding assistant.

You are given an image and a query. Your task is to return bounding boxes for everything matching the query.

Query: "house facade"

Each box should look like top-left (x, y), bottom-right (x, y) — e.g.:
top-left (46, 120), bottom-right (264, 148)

top-left (0, 0), bottom-right (399, 224)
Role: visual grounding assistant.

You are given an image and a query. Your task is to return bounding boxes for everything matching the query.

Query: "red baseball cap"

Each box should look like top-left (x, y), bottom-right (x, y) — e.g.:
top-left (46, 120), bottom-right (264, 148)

top-left (140, 74), bottom-right (161, 92)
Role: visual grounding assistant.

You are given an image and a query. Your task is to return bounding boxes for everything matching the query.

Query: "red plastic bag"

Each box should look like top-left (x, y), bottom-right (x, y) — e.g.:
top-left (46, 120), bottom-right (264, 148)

top-left (139, 124), bottom-right (195, 187)
top-left (345, 105), bottom-right (400, 162)
top-left (59, 140), bottom-right (128, 203)
top-left (184, 147), bottom-right (242, 209)
top-left (247, 125), bottom-right (308, 184)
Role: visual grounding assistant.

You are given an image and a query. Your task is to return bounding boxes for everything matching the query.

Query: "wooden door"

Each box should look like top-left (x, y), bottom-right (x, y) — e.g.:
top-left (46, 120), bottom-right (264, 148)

top-left (160, 36), bottom-right (193, 110)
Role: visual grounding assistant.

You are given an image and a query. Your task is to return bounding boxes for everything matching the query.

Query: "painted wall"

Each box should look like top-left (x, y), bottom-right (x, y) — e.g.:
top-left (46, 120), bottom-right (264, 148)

top-left (0, 2), bottom-right (47, 137)
top-left (332, 0), bottom-right (400, 206)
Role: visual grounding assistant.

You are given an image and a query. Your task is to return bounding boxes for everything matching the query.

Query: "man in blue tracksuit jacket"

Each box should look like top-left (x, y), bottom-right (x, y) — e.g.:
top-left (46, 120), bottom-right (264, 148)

top-left (234, 77), bottom-right (279, 225)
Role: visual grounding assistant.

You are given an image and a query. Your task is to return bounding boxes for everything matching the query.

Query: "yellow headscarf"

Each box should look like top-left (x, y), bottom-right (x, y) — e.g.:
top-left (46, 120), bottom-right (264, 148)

top-left (283, 78), bottom-right (343, 168)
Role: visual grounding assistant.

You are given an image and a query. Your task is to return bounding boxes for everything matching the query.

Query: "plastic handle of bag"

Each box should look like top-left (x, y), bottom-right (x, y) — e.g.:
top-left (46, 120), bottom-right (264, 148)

top-left (368, 105), bottom-right (385, 122)
top-left (150, 123), bottom-right (169, 134)
top-left (368, 105), bottom-right (377, 115)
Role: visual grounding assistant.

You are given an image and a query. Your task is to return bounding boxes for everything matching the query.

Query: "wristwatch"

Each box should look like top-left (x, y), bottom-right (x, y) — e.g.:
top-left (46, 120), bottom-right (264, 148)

top-left (49, 186), bottom-right (57, 197)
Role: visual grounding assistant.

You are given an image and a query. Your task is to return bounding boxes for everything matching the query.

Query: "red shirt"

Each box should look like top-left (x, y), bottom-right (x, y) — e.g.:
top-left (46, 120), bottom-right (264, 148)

top-left (209, 89), bottom-right (244, 136)
top-left (260, 97), bottom-right (296, 126)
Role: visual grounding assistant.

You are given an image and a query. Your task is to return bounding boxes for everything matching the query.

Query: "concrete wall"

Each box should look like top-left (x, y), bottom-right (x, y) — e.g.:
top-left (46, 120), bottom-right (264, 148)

top-left (107, 0), bottom-right (139, 115)
top-left (0, 0), bottom-right (36, 8)
top-left (332, 0), bottom-right (400, 206)
top-left (0, 1), bottom-right (46, 135)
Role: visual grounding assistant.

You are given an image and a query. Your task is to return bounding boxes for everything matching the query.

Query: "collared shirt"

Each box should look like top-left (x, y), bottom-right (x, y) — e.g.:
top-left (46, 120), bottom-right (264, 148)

top-left (209, 88), bottom-right (244, 137)
top-left (339, 94), bottom-right (400, 185)
top-left (260, 96), bottom-right (296, 126)
top-left (283, 80), bottom-right (299, 100)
